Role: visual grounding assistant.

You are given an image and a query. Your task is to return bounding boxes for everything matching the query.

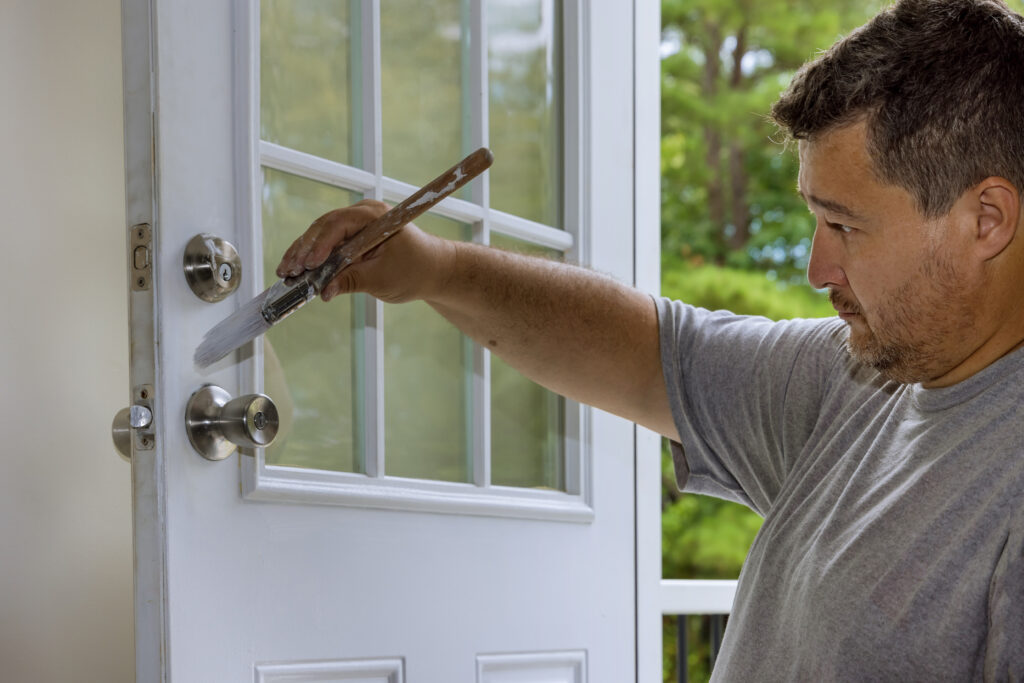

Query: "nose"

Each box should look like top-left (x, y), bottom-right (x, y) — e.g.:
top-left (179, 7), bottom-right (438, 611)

top-left (806, 221), bottom-right (848, 290)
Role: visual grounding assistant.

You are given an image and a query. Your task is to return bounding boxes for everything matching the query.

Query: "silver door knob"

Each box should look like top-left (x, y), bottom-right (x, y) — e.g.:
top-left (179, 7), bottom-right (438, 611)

top-left (111, 404), bottom-right (154, 462)
top-left (185, 384), bottom-right (279, 461)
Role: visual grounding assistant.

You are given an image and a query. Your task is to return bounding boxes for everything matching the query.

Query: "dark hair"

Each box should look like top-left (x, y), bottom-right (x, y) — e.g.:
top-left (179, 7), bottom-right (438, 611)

top-left (771, 0), bottom-right (1024, 217)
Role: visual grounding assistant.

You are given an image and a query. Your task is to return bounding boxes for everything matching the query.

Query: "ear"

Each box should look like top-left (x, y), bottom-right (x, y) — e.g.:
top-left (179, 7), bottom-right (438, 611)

top-left (971, 177), bottom-right (1019, 261)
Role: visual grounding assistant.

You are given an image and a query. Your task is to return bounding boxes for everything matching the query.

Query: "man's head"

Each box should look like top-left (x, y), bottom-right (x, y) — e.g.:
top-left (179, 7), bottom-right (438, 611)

top-left (773, 0), bottom-right (1024, 218)
top-left (772, 0), bottom-right (1024, 386)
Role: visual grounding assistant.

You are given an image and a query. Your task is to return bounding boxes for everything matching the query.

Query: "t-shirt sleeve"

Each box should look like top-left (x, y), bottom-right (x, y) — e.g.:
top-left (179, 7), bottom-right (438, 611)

top-left (985, 512), bottom-right (1024, 681)
top-left (656, 296), bottom-right (847, 515)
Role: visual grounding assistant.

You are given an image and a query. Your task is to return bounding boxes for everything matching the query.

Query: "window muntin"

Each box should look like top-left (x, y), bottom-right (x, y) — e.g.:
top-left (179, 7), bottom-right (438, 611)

top-left (250, 0), bottom-right (586, 519)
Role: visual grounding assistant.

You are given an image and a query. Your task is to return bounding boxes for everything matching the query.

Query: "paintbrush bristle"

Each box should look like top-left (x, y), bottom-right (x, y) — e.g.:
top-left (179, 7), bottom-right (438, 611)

top-left (193, 288), bottom-right (274, 368)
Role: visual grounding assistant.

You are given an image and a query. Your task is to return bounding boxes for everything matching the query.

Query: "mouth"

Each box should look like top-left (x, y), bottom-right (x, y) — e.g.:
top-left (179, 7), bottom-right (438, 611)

top-left (828, 290), bottom-right (862, 321)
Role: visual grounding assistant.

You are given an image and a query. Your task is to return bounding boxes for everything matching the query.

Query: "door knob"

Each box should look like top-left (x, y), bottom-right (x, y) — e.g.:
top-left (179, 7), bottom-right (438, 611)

top-left (185, 384), bottom-right (279, 461)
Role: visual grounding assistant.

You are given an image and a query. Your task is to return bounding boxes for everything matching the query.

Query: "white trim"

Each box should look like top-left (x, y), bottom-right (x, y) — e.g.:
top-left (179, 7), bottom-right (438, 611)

top-left (255, 657), bottom-right (403, 683)
top-left (660, 580), bottom-right (738, 615)
top-left (234, 0), bottom-right (265, 444)
top-left (563, 0), bottom-right (587, 267)
top-left (380, 176), bottom-right (486, 223)
top-left (360, 0), bottom-right (386, 481)
top-left (633, 1), bottom-right (663, 681)
top-left (489, 210), bottom-right (575, 252)
top-left (259, 140), bottom-right (376, 193)
top-left (476, 650), bottom-right (586, 683)
top-left (469, 0), bottom-right (492, 489)
top-left (244, 464), bottom-right (594, 523)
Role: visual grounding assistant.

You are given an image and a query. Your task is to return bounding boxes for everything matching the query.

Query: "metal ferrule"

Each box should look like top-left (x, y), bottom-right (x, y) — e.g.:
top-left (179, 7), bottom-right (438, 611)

top-left (260, 278), bottom-right (317, 325)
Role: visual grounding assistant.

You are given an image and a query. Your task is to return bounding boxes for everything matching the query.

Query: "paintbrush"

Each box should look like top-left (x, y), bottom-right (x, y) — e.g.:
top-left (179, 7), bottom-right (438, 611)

top-left (194, 147), bottom-right (494, 368)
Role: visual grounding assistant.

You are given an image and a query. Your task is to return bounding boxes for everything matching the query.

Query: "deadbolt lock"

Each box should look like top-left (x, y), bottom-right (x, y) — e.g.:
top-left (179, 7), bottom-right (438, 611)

top-left (183, 233), bottom-right (242, 302)
top-left (185, 384), bottom-right (279, 461)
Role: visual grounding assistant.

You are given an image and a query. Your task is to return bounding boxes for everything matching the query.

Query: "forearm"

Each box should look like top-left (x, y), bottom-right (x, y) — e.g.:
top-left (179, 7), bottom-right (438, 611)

top-left (426, 241), bottom-right (677, 438)
top-left (277, 203), bottom-right (678, 439)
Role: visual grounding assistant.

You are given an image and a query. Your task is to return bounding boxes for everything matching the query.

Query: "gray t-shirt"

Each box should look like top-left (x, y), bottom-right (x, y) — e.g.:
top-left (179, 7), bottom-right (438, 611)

top-left (657, 298), bottom-right (1024, 682)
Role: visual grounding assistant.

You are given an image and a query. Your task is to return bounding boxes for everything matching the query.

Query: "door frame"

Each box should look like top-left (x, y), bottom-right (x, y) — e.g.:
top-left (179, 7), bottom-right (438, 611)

top-left (633, 0), bottom-right (663, 679)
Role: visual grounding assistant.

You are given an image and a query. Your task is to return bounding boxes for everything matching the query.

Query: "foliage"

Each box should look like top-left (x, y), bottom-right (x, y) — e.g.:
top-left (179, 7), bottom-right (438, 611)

top-left (660, 0), bottom-right (884, 282)
top-left (662, 258), bottom-right (835, 320)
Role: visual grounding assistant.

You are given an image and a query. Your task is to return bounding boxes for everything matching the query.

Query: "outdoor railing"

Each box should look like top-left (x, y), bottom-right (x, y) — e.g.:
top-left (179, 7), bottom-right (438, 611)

top-left (661, 580), bottom-right (736, 683)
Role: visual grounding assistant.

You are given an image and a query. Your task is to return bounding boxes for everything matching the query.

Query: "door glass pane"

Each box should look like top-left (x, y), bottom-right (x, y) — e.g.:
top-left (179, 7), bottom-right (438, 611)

top-left (380, 0), bottom-right (468, 188)
top-left (261, 0), bottom-right (358, 165)
top-left (489, 233), bottom-right (565, 490)
top-left (385, 213), bottom-right (473, 482)
top-left (487, 0), bottom-right (563, 227)
top-left (262, 167), bottom-right (363, 472)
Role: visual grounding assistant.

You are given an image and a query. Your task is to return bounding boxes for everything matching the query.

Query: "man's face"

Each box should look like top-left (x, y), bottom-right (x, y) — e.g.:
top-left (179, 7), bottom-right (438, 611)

top-left (798, 121), bottom-right (980, 384)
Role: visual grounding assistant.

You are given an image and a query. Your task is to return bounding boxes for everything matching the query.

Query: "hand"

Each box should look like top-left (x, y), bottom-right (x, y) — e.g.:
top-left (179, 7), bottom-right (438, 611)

top-left (275, 199), bottom-right (456, 304)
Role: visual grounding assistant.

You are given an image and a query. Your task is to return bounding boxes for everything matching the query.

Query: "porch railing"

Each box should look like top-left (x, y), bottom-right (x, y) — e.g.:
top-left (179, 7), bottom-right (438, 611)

top-left (661, 580), bottom-right (736, 683)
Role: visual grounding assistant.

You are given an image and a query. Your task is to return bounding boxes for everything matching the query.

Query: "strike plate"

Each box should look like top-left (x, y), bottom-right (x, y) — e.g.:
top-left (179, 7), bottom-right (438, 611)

top-left (133, 384), bottom-right (155, 451)
top-left (130, 223), bottom-right (152, 291)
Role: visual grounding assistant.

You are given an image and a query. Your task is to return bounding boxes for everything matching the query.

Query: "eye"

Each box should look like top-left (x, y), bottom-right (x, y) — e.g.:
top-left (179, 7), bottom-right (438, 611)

top-left (828, 221), bottom-right (854, 234)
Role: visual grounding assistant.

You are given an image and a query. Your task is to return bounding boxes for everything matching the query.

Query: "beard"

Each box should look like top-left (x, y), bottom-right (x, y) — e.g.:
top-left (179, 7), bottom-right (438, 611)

top-left (830, 248), bottom-right (977, 384)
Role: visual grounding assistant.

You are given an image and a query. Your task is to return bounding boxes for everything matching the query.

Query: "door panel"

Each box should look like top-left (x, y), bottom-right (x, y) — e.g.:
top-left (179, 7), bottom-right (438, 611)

top-left (123, 0), bottom-right (637, 680)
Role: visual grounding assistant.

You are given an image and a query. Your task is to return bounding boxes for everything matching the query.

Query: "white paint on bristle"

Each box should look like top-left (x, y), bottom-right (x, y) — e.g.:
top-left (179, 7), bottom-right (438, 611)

top-left (193, 288), bottom-right (273, 367)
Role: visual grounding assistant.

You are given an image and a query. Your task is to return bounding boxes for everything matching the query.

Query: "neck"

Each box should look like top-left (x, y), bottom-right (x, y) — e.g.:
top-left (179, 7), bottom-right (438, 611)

top-left (922, 296), bottom-right (1024, 389)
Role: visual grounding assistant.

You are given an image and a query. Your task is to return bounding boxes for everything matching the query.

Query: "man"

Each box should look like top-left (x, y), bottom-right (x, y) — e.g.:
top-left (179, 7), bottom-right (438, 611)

top-left (278, 0), bottom-right (1024, 678)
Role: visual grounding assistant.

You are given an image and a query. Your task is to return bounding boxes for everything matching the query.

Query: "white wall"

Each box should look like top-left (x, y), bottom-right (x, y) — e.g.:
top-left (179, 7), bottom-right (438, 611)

top-left (0, 0), bottom-right (134, 680)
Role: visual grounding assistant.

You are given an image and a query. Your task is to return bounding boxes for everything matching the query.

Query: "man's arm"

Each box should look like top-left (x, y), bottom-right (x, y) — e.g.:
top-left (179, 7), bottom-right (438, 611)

top-left (277, 200), bottom-right (680, 440)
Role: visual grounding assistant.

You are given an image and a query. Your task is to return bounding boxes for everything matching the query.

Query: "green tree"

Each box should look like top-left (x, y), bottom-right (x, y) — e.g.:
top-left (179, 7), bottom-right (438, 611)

top-left (660, 0), bottom-right (883, 282)
top-left (660, 1), bottom-right (1024, 679)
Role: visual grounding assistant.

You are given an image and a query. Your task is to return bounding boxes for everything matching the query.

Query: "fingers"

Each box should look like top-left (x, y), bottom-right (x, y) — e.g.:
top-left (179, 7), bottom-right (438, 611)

top-left (275, 200), bottom-right (388, 278)
top-left (320, 269), bottom-right (359, 302)
top-left (318, 223), bottom-right (442, 304)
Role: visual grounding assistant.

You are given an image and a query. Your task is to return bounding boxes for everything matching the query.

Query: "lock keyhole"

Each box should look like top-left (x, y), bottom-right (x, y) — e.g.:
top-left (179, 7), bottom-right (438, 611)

top-left (183, 233), bottom-right (242, 302)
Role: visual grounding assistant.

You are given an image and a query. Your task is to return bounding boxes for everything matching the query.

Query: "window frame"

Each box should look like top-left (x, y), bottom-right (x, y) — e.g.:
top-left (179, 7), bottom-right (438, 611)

top-left (234, 0), bottom-right (592, 522)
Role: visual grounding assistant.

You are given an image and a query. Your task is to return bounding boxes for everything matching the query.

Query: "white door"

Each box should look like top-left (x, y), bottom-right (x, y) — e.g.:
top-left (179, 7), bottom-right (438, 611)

top-left (122, 0), bottom-right (639, 680)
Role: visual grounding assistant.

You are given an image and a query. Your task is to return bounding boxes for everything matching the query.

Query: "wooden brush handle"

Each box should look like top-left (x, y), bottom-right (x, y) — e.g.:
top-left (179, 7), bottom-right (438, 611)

top-left (306, 147), bottom-right (494, 293)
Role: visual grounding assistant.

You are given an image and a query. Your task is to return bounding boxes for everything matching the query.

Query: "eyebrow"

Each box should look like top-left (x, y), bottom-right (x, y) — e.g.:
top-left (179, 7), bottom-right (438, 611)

top-left (797, 190), bottom-right (867, 223)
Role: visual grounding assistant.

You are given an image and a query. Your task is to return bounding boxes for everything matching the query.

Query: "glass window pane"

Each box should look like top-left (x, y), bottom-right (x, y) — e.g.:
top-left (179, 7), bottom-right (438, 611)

top-left (385, 213), bottom-right (473, 482)
top-left (487, 0), bottom-right (563, 227)
top-left (261, 0), bottom-right (358, 165)
top-left (261, 167), bottom-right (363, 472)
top-left (380, 0), bottom-right (468, 188)
top-left (489, 233), bottom-right (565, 490)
